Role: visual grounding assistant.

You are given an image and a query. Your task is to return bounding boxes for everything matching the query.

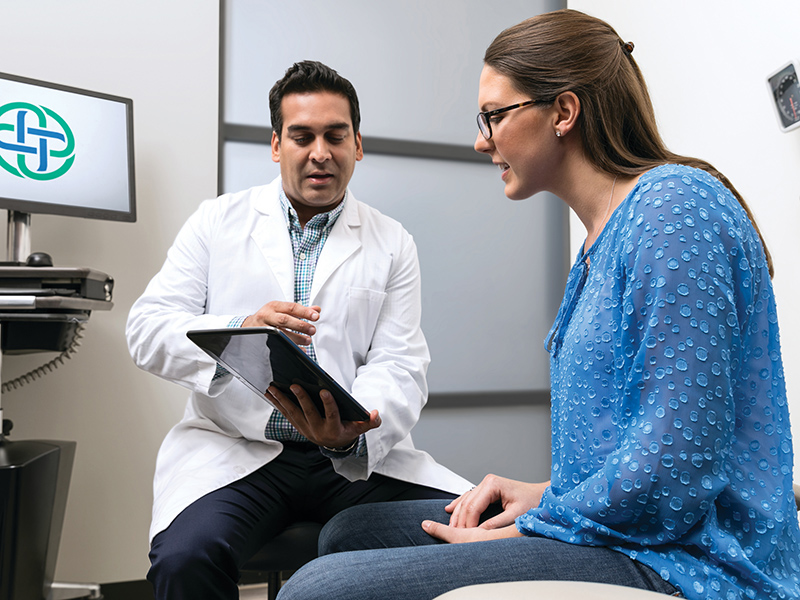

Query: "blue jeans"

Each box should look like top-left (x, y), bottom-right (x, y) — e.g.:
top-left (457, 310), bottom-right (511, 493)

top-left (276, 500), bottom-right (681, 600)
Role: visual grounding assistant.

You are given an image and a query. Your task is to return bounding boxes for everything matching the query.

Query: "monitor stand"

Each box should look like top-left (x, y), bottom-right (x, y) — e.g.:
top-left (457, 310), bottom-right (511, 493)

top-left (4, 211), bottom-right (31, 267)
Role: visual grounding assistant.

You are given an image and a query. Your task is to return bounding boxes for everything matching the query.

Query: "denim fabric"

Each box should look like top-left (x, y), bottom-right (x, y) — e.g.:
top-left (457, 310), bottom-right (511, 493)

top-left (276, 500), bottom-right (680, 600)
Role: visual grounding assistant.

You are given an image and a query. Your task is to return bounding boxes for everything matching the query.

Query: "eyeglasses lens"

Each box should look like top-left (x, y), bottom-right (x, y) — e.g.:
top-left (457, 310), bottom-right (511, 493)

top-left (477, 114), bottom-right (491, 140)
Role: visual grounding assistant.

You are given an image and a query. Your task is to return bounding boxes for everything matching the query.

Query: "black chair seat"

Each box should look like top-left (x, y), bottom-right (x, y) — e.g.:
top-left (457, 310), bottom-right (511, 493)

top-left (241, 521), bottom-right (323, 600)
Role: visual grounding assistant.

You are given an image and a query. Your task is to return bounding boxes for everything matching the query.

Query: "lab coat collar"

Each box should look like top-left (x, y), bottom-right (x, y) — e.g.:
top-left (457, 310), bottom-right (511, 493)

top-left (249, 176), bottom-right (362, 303)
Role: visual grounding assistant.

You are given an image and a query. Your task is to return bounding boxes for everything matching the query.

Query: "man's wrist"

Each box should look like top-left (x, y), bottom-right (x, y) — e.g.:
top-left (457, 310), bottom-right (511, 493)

top-left (321, 437), bottom-right (359, 454)
top-left (230, 315), bottom-right (248, 328)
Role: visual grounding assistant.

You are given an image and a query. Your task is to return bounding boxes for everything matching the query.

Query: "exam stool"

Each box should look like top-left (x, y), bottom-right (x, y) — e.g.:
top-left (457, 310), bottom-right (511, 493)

top-left (240, 521), bottom-right (323, 600)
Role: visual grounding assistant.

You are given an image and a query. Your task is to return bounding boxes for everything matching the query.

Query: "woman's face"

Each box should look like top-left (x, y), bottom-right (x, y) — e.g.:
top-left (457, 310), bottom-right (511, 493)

top-left (474, 65), bottom-right (559, 200)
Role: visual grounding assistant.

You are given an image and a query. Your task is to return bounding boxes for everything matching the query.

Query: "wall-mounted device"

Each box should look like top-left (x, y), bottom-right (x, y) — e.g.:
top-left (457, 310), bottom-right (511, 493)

top-left (767, 60), bottom-right (800, 133)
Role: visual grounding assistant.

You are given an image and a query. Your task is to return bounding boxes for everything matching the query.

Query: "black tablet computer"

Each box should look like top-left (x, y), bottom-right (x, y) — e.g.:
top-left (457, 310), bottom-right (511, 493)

top-left (186, 326), bottom-right (370, 422)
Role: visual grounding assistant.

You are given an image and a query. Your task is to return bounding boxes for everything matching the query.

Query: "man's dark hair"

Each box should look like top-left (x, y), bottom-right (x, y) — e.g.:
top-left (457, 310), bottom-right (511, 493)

top-left (269, 60), bottom-right (361, 139)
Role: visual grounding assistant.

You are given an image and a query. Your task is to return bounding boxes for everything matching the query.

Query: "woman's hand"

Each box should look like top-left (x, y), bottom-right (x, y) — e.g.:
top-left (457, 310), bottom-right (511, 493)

top-left (421, 522), bottom-right (524, 544)
top-left (447, 474), bottom-right (550, 530)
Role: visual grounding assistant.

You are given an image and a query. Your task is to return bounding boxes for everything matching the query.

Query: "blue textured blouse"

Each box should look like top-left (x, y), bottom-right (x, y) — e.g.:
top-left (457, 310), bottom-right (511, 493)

top-left (516, 165), bottom-right (800, 599)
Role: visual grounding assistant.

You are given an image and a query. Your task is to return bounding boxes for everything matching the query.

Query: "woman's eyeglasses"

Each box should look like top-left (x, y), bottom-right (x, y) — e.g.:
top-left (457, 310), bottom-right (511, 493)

top-left (477, 98), bottom-right (554, 140)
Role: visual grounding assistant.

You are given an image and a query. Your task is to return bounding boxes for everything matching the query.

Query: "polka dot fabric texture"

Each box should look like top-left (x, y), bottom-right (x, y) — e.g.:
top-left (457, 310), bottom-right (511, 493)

top-left (519, 165), bottom-right (800, 599)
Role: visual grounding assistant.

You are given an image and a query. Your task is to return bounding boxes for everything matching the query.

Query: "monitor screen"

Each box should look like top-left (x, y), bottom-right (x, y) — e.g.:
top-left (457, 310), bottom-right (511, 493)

top-left (0, 72), bottom-right (135, 222)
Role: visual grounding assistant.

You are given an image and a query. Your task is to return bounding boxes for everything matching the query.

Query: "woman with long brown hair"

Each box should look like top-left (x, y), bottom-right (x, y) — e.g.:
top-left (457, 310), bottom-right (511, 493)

top-left (277, 10), bottom-right (799, 600)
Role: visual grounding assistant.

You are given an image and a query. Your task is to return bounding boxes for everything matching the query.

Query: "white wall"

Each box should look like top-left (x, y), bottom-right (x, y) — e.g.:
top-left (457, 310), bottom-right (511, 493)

top-left (568, 0), bottom-right (800, 480)
top-left (0, 1), bottom-right (219, 583)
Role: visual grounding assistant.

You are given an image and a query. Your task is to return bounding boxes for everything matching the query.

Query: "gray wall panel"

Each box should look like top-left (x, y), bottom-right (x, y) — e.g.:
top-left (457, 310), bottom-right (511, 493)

top-left (222, 0), bottom-right (568, 483)
top-left (223, 143), bottom-right (566, 394)
top-left (225, 0), bottom-right (564, 145)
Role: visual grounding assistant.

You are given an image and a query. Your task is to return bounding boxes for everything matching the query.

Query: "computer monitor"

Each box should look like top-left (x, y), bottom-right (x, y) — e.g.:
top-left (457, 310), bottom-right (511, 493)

top-left (0, 71), bottom-right (135, 261)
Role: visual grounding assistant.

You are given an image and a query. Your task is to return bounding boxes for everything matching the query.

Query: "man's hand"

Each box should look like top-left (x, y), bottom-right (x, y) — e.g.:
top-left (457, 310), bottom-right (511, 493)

top-left (267, 384), bottom-right (380, 449)
top-left (421, 521), bottom-right (523, 544)
top-left (446, 474), bottom-right (550, 530)
top-left (243, 301), bottom-right (321, 346)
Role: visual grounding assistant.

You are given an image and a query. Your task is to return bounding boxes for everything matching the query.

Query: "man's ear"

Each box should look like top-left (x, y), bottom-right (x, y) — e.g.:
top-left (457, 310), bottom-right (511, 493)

top-left (271, 130), bottom-right (281, 163)
top-left (553, 91), bottom-right (580, 137)
top-left (355, 132), bottom-right (363, 161)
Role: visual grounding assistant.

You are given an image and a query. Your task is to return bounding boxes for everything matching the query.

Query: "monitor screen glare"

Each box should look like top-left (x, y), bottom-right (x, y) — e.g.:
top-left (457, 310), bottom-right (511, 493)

top-left (0, 72), bottom-right (135, 222)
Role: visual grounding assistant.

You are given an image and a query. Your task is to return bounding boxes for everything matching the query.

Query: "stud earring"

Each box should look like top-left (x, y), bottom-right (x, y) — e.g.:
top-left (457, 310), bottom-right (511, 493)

top-left (555, 130), bottom-right (562, 137)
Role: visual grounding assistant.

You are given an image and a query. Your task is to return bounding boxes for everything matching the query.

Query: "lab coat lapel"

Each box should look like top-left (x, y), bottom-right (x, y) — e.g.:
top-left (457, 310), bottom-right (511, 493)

top-left (311, 194), bottom-right (361, 302)
top-left (250, 182), bottom-right (294, 302)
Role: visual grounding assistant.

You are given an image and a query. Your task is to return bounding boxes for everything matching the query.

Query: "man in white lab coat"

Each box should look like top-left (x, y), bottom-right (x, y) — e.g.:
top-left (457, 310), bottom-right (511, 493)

top-left (126, 61), bottom-right (472, 600)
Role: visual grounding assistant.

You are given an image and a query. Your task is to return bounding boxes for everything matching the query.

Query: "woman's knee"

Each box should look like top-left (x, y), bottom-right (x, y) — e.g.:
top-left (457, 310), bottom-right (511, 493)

top-left (319, 504), bottom-right (367, 554)
top-left (320, 499), bottom-right (451, 555)
top-left (277, 555), bottom-right (346, 600)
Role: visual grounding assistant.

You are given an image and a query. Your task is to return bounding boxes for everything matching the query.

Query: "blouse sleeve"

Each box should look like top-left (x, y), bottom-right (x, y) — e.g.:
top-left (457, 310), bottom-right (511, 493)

top-left (517, 170), bottom-right (773, 547)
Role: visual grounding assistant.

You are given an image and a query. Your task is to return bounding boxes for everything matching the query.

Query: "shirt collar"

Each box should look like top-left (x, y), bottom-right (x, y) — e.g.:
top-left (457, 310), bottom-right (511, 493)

top-left (279, 187), bottom-right (347, 232)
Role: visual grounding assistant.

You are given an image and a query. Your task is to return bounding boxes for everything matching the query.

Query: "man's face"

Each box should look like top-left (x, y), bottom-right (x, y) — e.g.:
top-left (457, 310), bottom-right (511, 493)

top-left (272, 91), bottom-right (363, 224)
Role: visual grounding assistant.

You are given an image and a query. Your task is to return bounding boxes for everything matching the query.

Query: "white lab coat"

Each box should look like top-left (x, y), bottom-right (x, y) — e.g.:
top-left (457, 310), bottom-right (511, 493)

top-left (126, 177), bottom-right (473, 541)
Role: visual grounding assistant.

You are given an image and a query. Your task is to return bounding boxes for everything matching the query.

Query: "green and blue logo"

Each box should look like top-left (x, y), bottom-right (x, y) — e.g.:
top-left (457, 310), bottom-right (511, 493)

top-left (0, 102), bottom-right (75, 180)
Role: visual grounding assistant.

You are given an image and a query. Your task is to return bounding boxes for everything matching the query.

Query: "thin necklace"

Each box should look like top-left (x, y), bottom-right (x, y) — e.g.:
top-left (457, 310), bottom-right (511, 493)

top-left (595, 175), bottom-right (617, 239)
top-left (586, 176), bottom-right (617, 259)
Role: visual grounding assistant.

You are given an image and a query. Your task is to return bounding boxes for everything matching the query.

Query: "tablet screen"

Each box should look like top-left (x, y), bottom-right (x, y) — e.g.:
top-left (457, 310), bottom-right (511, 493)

top-left (187, 327), bottom-right (370, 421)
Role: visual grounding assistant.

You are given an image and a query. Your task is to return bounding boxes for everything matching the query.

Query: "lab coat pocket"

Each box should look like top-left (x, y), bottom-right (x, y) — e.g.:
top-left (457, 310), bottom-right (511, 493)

top-left (347, 287), bottom-right (387, 363)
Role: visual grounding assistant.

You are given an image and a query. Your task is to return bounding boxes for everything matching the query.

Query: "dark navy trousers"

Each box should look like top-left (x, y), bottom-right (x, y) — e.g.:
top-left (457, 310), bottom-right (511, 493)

top-left (147, 442), bottom-right (456, 600)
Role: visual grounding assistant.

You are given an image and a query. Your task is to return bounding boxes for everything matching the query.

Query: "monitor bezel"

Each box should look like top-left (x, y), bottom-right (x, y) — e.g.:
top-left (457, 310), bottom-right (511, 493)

top-left (0, 71), bottom-right (136, 223)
